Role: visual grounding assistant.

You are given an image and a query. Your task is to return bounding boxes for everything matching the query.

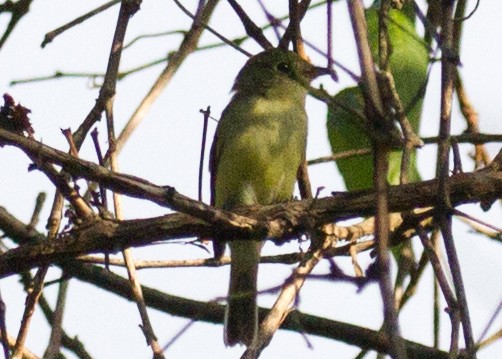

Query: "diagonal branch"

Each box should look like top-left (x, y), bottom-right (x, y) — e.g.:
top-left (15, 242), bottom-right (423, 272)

top-left (226, 0), bottom-right (273, 49)
top-left (114, 0), bottom-right (220, 155)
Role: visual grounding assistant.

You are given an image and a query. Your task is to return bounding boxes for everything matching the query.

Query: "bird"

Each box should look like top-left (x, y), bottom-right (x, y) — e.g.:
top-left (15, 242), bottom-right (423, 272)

top-left (209, 48), bottom-right (327, 346)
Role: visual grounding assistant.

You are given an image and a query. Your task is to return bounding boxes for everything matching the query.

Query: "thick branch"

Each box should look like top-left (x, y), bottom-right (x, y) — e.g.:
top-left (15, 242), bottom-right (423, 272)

top-left (0, 152), bottom-right (501, 277)
top-left (1, 130), bottom-right (501, 277)
top-left (0, 208), bottom-right (450, 358)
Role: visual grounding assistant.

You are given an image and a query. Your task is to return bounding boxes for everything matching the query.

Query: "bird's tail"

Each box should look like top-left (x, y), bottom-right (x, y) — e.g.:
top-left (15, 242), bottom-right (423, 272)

top-left (224, 240), bottom-right (261, 346)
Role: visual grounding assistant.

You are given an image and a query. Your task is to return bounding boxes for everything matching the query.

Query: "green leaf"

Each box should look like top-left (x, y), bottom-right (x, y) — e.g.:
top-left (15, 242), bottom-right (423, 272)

top-left (327, 6), bottom-right (428, 190)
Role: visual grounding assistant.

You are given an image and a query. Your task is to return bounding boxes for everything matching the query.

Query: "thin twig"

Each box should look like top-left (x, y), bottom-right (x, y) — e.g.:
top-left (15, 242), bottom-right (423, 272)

top-left (327, 0), bottom-right (333, 71)
top-left (452, 0), bottom-right (489, 170)
top-left (256, 0), bottom-right (282, 42)
top-left (10, 71), bottom-right (105, 86)
top-left (124, 29), bottom-right (186, 49)
top-left (226, 0), bottom-right (273, 50)
top-left (436, 0), bottom-right (476, 355)
top-left (455, 72), bottom-right (490, 169)
top-left (26, 192), bottom-right (46, 231)
top-left (198, 107), bottom-right (211, 202)
top-left (108, 1), bottom-right (164, 354)
top-left (308, 132), bottom-right (502, 166)
top-left (43, 279), bottom-right (69, 359)
top-left (397, 248), bottom-right (429, 311)
top-left (285, 0), bottom-right (303, 53)
top-left (17, 270), bottom-right (93, 359)
top-left (279, 0), bottom-right (311, 50)
top-left (61, 128), bottom-right (78, 157)
top-left (11, 2), bottom-right (353, 87)
top-left (416, 228), bottom-right (457, 313)
top-left (114, 0), bottom-right (220, 156)
top-left (413, 0), bottom-right (441, 47)
top-left (103, 9), bottom-right (165, 355)
top-left (241, 234), bottom-right (333, 359)
top-left (38, 162), bottom-right (94, 219)
top-left (307, 148), bottom-right (371, 165)
top-left (476, 299), bottom-right (502, 351)
top-left (41, 0), bottom-right (121, 47)
top-left (72, 0), bottom-right (141, 150)
top-left (0, 289), bottom-right (9, 359)
top-left (417, 227), bottom-right (460, 355)
top-left (348, 0), bottom-right (406, 357)
top-left (453, 0), bottom-right (480, 22)
top-left (432, 228), bottom-right (441, 349)
top-left (91, 128), bottom-right (108, 209)
top-left (0, 0), bottom-right (33, 50)
top-left (12, 267), bottom-right (48, 359)
top-left (457, 217), bottom-right (501, 243)
top-left (475, 327), bottom-right (502, 353)
top-left (0, 331), bottom-right (38, 359)
top-left (161, 320), bottom-right (196, 352)
top-left (451, 138), bottom-right (463, 174)
top-left (374, 145), bottom-right (407, 358)
top-left (347, 0), bottom-right (384, 117)
top-left (452, 209), bottom-right (502, 234)
top-left (11, 157), bottom-right (69, 359)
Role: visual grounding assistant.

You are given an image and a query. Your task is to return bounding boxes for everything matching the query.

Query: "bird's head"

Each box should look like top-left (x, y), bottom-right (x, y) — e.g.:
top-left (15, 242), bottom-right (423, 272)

top-left (232, 48), bottom-right (330, 98)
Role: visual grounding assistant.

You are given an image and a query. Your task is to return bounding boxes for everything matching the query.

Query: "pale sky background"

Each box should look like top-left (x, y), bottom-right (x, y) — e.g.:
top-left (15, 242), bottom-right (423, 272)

top-left (1, 1), bottom-right (501, 358)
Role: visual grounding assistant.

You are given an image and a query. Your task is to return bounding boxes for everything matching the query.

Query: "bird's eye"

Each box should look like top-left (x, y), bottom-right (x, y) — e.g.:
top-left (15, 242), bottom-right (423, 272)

top-left (276, 62), bottom-right (290, 73)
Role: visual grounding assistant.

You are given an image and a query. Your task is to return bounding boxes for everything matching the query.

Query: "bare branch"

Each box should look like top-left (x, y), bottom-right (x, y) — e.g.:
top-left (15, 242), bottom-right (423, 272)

top-left (226, 0), bottom-right (273, 50)
top-left (41, 0), bottom-right (121, 48)
top-left (0, 207), bottom-right (451, 359)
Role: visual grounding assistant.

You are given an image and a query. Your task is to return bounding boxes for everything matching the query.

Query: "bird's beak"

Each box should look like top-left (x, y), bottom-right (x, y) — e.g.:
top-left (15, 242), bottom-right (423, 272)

top-left (312, 66), bottom-right (337, 81)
